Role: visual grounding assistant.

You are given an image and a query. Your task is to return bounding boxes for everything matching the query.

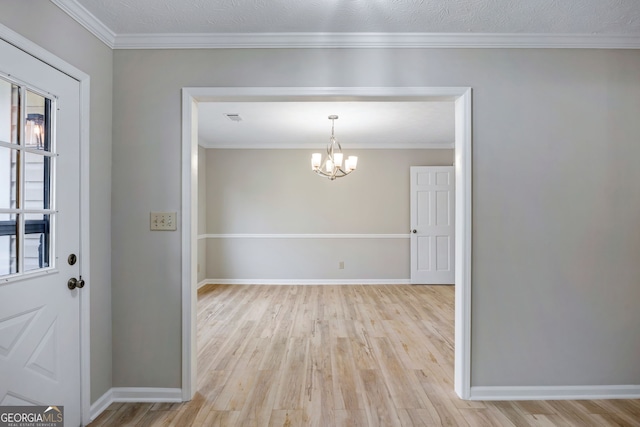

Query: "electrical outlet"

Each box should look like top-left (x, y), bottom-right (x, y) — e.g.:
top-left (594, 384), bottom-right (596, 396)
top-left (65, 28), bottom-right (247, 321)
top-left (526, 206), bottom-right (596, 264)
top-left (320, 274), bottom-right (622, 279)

top-left (339, 261), bottom-right (345, 270)
top-left (150, 212), bottom-right (177, 231)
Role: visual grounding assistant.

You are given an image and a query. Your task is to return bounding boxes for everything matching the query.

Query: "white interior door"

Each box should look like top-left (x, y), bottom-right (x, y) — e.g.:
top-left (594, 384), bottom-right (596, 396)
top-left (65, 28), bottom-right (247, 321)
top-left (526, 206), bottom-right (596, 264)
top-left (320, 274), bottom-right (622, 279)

top-left (0, 39), bottom-right (82, 425)
top-left (410, 166), bottom-right (455, 284)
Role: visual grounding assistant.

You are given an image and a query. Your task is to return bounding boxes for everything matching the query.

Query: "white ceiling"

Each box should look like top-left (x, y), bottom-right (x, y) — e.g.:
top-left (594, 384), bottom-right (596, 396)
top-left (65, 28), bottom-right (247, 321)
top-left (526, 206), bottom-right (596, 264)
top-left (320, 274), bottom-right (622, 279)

top-left (53, 0), bottom-right (640, 48)
top-left (71, 0), bottom-right (640, 35)
top-left (50, 0), bottom-right (639, 149)
top-left (197, 101), bottom-right (455, 149)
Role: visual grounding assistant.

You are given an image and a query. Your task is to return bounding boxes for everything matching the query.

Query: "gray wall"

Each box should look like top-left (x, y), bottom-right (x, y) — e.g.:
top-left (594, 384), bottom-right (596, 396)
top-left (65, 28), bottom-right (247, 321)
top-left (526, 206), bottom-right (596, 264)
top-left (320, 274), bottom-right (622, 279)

top-left (112, 48), bottom-right (640, 389)
top-left (0, 1), bottom-right (113, 403)
top-left (4, 0), bottom-right (637, 404)
top-left (2, 4), bottom-right (638, 395)
top-left (201, 148), bottom-right (453, 281)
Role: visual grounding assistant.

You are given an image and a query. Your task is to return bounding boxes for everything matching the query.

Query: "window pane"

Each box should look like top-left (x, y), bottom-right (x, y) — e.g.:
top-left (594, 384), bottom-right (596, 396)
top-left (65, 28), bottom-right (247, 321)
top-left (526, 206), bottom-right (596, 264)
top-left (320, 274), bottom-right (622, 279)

top-left (0, 145), bottom-right (18, 209)
top-left (25, 91), bottom-right (50, 151)
top-left (24, 213), bottom-right (50, 272)
top-left (24, 151), bottom-right (50, 210)
top-left (0, 213), bottom-right (17, 275)
top-left (0, 78), bottom-right (19, 145)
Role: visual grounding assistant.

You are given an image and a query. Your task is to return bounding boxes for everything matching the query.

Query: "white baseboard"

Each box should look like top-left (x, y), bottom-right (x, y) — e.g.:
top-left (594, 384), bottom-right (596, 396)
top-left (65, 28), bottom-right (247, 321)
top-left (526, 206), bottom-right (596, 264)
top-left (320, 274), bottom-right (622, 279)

top-left (112, 387), bottom-right (183, 402)
top-left (89, 389), bottom-right (114, 422)
top-left (200, 279), bottom-right (411, 285)
top-left (197, 279), bottom-right (209, 289)
top-left (470, 385), bottom-right (640, 401)
top-left (89, 387), bottom-right (183, 422)
top-left (198, 233), bottom-right (410, 240)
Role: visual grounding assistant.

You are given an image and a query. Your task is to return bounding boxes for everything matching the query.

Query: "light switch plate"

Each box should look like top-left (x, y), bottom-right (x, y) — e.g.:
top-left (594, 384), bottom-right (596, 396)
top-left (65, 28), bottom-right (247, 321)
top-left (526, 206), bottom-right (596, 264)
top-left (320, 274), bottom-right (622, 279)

top-left (150, 212), bottom-right (177, 231)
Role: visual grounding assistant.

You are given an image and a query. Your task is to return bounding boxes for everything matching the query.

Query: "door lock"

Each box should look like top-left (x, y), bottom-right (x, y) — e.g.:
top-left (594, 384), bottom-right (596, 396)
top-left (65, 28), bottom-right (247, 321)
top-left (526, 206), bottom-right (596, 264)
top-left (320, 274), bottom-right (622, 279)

top-left (67, 276), bottom-right (85, 290)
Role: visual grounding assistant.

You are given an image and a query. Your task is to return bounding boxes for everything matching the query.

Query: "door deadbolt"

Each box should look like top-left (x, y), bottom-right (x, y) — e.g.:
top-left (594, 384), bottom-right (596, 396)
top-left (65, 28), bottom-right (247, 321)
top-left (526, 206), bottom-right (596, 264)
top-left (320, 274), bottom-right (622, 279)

top-left (68, 254), bottom-right (77, 265)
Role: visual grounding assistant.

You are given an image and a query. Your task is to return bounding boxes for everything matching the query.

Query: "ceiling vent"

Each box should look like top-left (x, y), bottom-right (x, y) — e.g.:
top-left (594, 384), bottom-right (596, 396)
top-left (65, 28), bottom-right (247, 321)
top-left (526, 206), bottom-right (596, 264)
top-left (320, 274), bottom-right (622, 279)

top-left (224, 113), bottom-right (242, 122)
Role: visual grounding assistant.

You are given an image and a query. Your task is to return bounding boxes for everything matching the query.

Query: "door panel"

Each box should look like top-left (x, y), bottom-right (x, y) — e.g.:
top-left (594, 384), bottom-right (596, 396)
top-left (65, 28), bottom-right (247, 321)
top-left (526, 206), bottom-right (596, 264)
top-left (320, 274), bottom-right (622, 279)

top-left (411, 166), bottom-right (455, 284)
top-left (0, 39), bottom-right (81, 425)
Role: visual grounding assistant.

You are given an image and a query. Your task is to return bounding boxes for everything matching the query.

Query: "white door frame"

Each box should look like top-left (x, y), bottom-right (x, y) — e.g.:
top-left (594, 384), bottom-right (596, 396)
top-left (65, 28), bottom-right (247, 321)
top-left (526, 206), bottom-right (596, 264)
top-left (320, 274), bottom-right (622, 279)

top-left (0, 24), bottom-right (92, 424)
top-left (181, 86), bottom-right (472, 400)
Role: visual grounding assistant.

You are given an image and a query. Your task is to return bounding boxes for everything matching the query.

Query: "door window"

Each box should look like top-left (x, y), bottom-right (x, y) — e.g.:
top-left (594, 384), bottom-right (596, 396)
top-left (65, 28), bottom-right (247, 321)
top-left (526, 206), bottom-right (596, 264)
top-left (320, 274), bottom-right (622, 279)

top-left (0, 77), bottom-right (55, 277)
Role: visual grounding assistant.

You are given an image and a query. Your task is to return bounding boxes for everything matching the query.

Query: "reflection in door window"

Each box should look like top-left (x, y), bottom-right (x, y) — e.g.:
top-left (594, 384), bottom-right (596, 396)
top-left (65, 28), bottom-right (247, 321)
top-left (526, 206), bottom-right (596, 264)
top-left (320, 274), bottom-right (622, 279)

top-left (0, 77), bottom-right (55, 277)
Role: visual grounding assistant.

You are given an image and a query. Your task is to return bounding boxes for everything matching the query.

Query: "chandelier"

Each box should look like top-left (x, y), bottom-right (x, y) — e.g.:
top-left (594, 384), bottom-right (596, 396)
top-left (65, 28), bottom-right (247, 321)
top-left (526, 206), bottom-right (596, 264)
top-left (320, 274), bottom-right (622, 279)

top-left (311, 115), bottom-right (358, 180)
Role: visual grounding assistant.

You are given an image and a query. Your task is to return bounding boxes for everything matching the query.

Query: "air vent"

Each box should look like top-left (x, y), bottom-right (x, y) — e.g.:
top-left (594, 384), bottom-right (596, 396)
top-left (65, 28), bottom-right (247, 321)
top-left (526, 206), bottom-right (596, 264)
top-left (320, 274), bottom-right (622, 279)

top-left (224, 113), bottom-right (242, 122)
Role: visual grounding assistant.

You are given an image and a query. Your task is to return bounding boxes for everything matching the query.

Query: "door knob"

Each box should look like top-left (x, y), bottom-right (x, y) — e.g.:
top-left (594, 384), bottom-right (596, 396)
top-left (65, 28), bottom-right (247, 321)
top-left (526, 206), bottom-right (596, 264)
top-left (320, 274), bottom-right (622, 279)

top-left (412, 229), bottom-right (417, 233)
top-left (68, 277), bottom-right (85, 290)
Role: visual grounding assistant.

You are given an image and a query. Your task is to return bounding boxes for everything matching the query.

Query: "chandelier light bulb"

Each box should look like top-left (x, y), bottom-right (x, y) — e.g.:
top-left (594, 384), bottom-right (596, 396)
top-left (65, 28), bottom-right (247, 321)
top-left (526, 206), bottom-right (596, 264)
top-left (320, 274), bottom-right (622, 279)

top-left (311, 153), bottom-right (322, 170)
top-left (348, 155), bottom-right (358, 170)
top-left (333, 152), bottom-right (343, 168)
top-left (345, 155), bottom-right (358, 172)
top-left (325, 159), bottom-right (334, 172)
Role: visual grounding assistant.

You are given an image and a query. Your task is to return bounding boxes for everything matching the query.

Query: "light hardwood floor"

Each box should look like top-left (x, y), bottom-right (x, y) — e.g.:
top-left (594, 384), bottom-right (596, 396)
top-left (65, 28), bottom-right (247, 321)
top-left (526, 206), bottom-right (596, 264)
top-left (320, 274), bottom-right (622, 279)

top-left (90, 285), bottom-right (640, 426)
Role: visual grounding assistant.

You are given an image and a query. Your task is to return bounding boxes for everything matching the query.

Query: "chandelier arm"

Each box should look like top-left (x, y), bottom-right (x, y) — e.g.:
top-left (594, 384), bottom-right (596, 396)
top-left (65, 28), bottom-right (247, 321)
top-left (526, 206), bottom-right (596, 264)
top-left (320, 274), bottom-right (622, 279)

top-left (314, 168), bottom-right (353, 179)
top-left (315, 167), bottom-right (342, 176)
top-left (314, 169), bottom-right (331, 178)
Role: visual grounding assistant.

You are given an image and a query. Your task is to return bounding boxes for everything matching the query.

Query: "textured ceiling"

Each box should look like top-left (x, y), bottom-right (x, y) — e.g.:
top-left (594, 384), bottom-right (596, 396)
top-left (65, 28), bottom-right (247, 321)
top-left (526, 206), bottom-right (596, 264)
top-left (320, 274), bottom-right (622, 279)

top-left (76, 0), bottom-right (640, 35)
top-left (65, 0), bottom-right (637, 148)
top-left (198, 102), bottom-right (454, 149)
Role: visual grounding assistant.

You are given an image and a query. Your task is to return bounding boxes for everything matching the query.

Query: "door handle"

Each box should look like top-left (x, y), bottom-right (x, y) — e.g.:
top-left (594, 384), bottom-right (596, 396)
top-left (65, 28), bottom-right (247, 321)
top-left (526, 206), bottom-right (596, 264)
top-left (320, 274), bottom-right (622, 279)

top-left (412, 229), bottom-right (417, 233)
top-left (67, 276), bottom-right (85, 290)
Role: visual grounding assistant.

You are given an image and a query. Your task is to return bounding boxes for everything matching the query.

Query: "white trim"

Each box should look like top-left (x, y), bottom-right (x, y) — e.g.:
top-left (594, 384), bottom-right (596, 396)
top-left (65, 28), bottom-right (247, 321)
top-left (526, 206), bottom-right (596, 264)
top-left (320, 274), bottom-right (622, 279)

top-left (0, 26), bottom-right (88, 79)
top-left (50, 0), bottom-right (116, 48)
top-left (0, 23), bottom-right (93, 426)
top-left (199, 141), bottom-right (455, 150)
top-left (182, 86), bottom-right (473, 402)
top-left (181, 92), bottom-right (198, 401)
top-left (89, 387), bottom-right (183, 422)
top-left (0, 268), bottom-right (59, 285)
top-left (112, 387), bottom-right (183, 402)
top-left (89, 389), bottom-right (113, 422)
top-left (197, 279), bottom-right (209, 289)
top-left (43, 2), bottom-right (640, 50)
top-left (198, 233), bottom-right (410, 240)
top-left (78, 58), bottom-right (92, 427)
top-left (188, 86), bottom-right (464, 100)
top-left (199, 279), bottom-right (412, 286)
top-left (470, 385), bottom-right (640, 401)
top-left (454, 89), bottom-right (472, 400)
top-left (113, 32), bottom-right (640, 50)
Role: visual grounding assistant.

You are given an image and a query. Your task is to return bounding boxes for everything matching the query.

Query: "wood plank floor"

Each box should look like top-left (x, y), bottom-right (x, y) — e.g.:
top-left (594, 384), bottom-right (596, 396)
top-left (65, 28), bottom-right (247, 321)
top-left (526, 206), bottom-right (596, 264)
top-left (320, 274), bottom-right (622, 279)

top-left (90, 285), bottom-right (640, 426)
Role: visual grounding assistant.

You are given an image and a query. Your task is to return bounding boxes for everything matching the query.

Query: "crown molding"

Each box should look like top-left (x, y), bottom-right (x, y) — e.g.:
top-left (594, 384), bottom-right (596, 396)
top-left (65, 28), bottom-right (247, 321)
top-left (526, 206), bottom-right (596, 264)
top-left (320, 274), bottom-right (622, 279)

top-left (51, 0), bottom-right (116, 48)
top-left (113, 32), bottom-right (640, 50)
top-left (50, 0), bottom-right (640, 50)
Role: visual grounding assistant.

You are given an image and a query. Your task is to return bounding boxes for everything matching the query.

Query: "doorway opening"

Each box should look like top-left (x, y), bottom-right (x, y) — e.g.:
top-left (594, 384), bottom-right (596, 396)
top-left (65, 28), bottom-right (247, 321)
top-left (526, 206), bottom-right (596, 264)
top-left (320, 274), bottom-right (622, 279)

top-left (181, 87), bottom-right (472, 400)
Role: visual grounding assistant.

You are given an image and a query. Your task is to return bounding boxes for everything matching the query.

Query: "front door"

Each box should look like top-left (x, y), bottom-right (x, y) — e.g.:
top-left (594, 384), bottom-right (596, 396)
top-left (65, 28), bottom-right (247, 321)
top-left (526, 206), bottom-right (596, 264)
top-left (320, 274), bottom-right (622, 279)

top-left (0, 39), bottom-right (82, 425)
top-left (410, 166), bottom-right (455, 284)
